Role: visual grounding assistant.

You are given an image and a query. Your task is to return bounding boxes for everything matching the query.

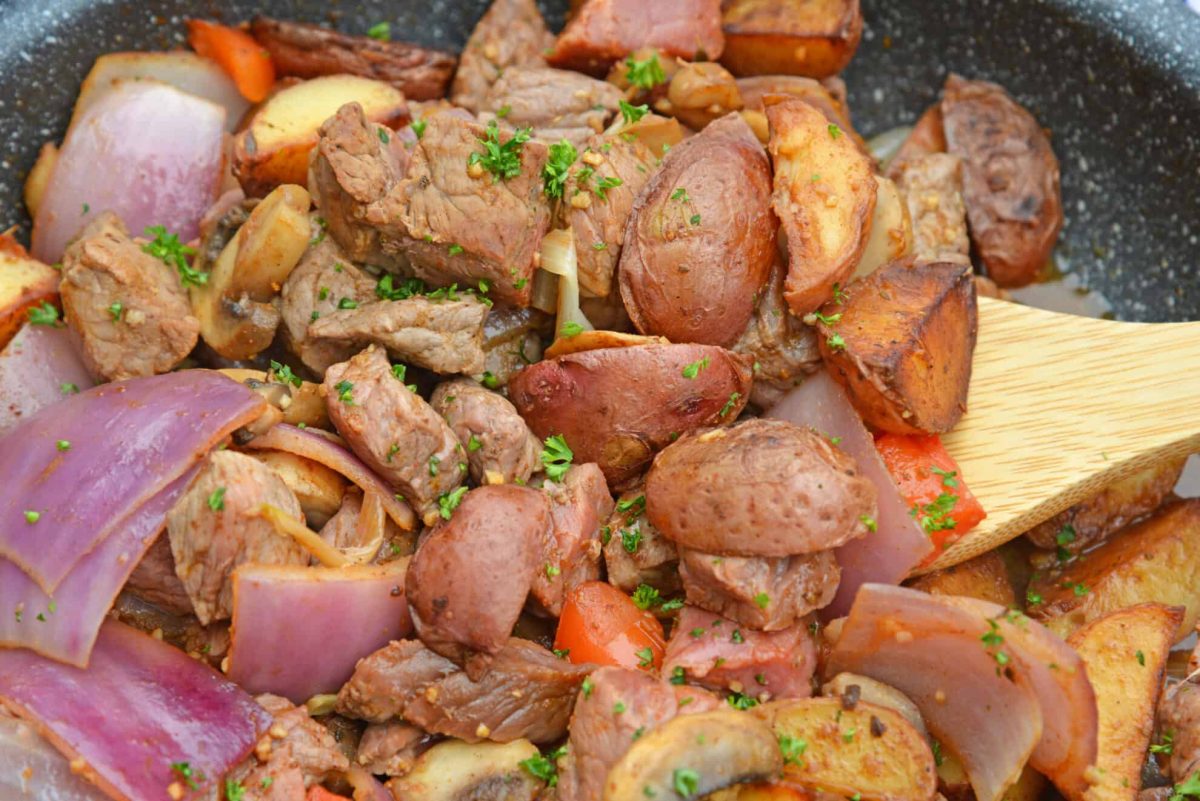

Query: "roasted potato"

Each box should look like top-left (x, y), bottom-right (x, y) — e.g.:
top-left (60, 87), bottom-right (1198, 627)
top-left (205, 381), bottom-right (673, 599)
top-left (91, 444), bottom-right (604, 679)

top-left (232, 75), bottom-right (409, 197)
top-left (883, 104), bottom-right (946, 177)
top-left (758, 696), bottom-right (937, 801)
top-left (191, 184), bottom-right (312, 360)
top-left (387, 738), bottom-right (544, 800)
top-left (1066, 604), bottom-right (1182, 801)
top-left (543, 329), bottom-right (667, 359)
top-left (252, 450), bottom-right (347, 527)
top-left (604, 711), bottom-right (782, 801)
top-left (507, 342), bottom-right (752, 488)
top-left (908, 550), bottom-right (1016, 607)
top-left (708, 786), bottom-right (809, 801)
top-left (738, 75), bottom-right (863, 151)
top-left (1025, 457), bottom-right (1185, 553)
top-left (217, 367), bottom-right (330, 430)
top-left (0, 234), bottom-right (60, 351)
top-left (618, 113), bottom-right (774, 347)
top-left (720, 0), bottom-right (863, 78)
top-left (250, 17), bottom-right (457, 101)
top-left (854, 175), bottom-right (913, 279)
top-left (766, 96), bottom-right (876, 316)
top-left (1027, 499), bottom-right (1200, 642)
top-left (23, 142), bottom-right (57, 220)
top-left (666, 61), bottom-right (744, 130)
top-left (941, 74), bottom-right (1062, 288)
top-left (817, 258), bottom-right (977, 434)
top-left (645, 419), bottom-right (876, 557)
top-left (821, 673), bottom-right (927, 735)
top-left (618, 112), bottom-right (686, 157)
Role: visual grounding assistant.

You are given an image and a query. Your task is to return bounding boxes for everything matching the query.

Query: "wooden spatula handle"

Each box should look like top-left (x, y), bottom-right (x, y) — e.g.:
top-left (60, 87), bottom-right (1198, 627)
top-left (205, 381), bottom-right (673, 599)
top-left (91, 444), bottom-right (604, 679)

top-left (915, 297), bottom-right (1200, 573)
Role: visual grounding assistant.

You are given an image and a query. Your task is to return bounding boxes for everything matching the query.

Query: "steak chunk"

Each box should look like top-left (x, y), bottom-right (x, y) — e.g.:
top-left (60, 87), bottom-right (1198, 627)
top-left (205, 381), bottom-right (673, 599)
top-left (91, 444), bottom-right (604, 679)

top-left (677, 547), bottom-right (840, 631)
top-left (531, 464), bottom-right (615, 617)
top-left (309, 102), bottom-right (411, 268)
top-left (59, 213), bottom-right (199, 381)
top-left (226, 694), bottom-right (349, 800)
top-left (567, 134), bottom-right (658, 298)
top-left (124, 535), bottom-right (194, 617)
top-left (252, 17), bottom-right (456, 100)
top-left (166, 451), bottom-right (309, 625)
top-left (451, 0), bottom-right (555, 112)
top-left (324, 346), bottom-right (465, 523)
top-left (891, 153), bottom-right (971, 263)
top-left (547, 0), bottom-right (724, 75)
top-left (336, 638), bottom-right (591, 744)
top-left (373, 115), bottom-right (552, 307)
top-left (279, 238), bottom-right (378, 376)
top-left (355, 721), bottom-right (434, 777)
top-left (431, 377), bottom-right (541, 486)
top-left (663, 606), bottom-right (817, 701)
top-left (407, 486), bottom-right (548, 678)
top-left (602, 487), bottom-right (680, 597)
top-left (482, 67), bottom-right (623, 146)
top-left (309, 295), bottom-right (489, 375)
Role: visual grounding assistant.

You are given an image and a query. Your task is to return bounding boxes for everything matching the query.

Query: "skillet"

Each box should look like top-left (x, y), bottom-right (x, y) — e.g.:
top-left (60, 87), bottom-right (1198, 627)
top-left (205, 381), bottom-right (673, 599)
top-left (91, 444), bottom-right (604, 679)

top-left (0, 0), bottom-right (1196, 322)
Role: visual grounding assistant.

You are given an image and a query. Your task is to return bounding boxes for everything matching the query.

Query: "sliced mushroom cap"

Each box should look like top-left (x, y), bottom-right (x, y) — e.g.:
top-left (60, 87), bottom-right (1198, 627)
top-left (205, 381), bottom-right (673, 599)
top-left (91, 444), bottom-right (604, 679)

top-left (603, 710), bottom-right (782, 801)
top-left (387, 738), bottom-right (544, 801)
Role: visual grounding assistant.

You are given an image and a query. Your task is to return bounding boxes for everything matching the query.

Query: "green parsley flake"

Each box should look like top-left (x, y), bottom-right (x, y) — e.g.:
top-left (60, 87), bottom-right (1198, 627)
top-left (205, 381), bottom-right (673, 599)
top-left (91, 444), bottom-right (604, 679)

top-left (335, 380), bottom-right (355, 404)
top-left (269, 360), bottom-right (303, 388)
top-left (23, 510), bottom-right (40, 524)
top-left (26, 302), bottom-right (60, 326)
top-left (681, 357), bottom-right (710, 379)
top-left (207, 488), bottom-right (226, 512)
top-left (366, 21), bottom-right (391, 41)
top-left (631, 584), bottom-right (662, 610)
top-left (469, 120), bottom-right (532, 181)
top-left (411, 119), bottom-right (427, 139)
top-left (108, 301), bottom-right (124, 321)
top-left (56, 439), bottom-right (71, 452)
top-left (143, 225), bottom-right (206, 287)
top-left (672, 768), bottom-right (700, 798)
top-left (543, 139), bottom-right (579, 199)
top-left (636, 647), bottom-right (654, 668)
top-left (541, 434), bottom-right (574, 481)
top-left (560, 321), bottom-right (584, 338)
top-left (624, 54), bottom-right (666, 90)
top-left (437, 486), bottom-right (469, 519)
top-left (619, 99), bottom-right (650, 125)
top-left (753, 592), bottom-right (770, 609)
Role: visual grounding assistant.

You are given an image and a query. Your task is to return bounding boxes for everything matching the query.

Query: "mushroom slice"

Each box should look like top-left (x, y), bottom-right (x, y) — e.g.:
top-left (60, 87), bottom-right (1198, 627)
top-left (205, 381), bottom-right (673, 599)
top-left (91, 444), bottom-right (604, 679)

top-left (603, 710), bottom-right (781, 801)
top-left (387, 738), bottom-right (544, 801)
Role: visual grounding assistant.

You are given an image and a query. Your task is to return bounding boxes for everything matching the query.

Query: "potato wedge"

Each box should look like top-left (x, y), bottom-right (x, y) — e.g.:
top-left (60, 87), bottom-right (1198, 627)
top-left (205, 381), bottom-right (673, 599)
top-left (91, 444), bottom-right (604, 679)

top-left (0, 235), bottom-right (60, 351)
top-left (604, 710), bottom-right (782, 801)
top-left (721, 0), bottom-right (863, 78)
top-left (766, 96), bottom-right (875, 316)
top-left (217, 367), bottom-right (330, 430)
top-left (23, 142), bottom-right (57, 220)
top-left (941, 75), bottom-right (1062, 288)
top-left (934, 748), bottom-right (973, 801)
top-left (738, 75), bottom-right (863, 152)
top-left (1066, 604), bottom-right (1182, 801)
top-left (252, 450), bottom-right (347, 528)
top-left (759, 696), bottom-right (937, 801)
top-left (543, 329), bottom-right (667, 359)
top-left (854, 175), bottom-right (913, 279)
top-left (1027, 500), bottom-right (1200, 642)
top-left (817, 258), bottom-right (977, 434)
top-left (667, 61), bottom-right (744, 130)
top-left (1025, 457), bottom-right (1185, 553)
top-left (908, 550), bottom-right (1015, 607)
top-left (191, 184), bottom-right (312, 360)
top-left (821, 673), bottom-right (926, 735)
top-left (507, 342), bottom-right (752, 488)
top-left (232, 75), bottom-right (409, 197)
top-left (387, 738), bottom-right (544, 800)
top-left (705, 783), bottom-right (809, 801)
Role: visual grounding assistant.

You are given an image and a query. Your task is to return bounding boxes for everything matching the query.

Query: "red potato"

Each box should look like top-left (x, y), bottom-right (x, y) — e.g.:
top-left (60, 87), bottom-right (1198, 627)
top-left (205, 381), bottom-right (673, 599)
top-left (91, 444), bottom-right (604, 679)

top-left (817, 258), bottom-right (978, 435)
top-left (645, 418), bottom-right (877, 557)
top-left (737, 75), bottom-right (864, 153)
top-left (766, 96), bottom-right (876, 317)
top-left (666, 61), bottom-right (744, 130)
top-left (618, 113), bottom-right (774, 347)
top-left (941, 74), bottom-right (1063, 287)
top-left (508, 342), bottom-right (752, 488)
top-left (720, 0), bottom-right (863, 79)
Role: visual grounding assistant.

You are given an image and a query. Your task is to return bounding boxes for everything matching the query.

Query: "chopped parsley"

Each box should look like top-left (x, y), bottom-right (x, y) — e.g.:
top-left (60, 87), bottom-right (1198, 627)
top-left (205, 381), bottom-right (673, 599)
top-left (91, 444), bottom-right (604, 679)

top-left (672, 768), bottom-right (699, 798)
top-left (55, 439), bottom-right (71, 452)
top-left (930, 465), bottom-right (959, 488)
top-left (366, 21), bottom-right (391, 41)
top-left (1170, 771), bottom-right (1200, 801)
top-left (911, 492), bottom-right (958, 534)
top-left (438, 486), bottom-right (468, 519)
top-left (592, 242), bottom-right (608, 251)
top-left (621, 527), bottom-right (643, 554)
top-left (727, 692), bottom-right (758, 710)
top-left (428, 455), bottom-right (440, 476)
top-left (206, 488), bottom-right (226, 512)
top-left (581, 676), bottom-right (594, 698)
top-left (594, 175), bottom-right (623, 201)
top-left (469, 120), bottom-right (532, 181)
top-left (61, 382), bottom-right (79, 395)
top-left (1026, 588), bottom-right (1044, 606)
top-left (23, 510), bottom-right (40, 524)
top-left (826, 333), bottom-right (847, 351)
top-left (376, 274), bottom-right (428, 301)
top-left (225, 780), bottom-right (246, 801)
top-left (1136, 649), bottom-right (1146, 666)
top-left (335, 380), bottom-right (355, 404)
top-left (753, 592), bottom-right (770, 609)
top-left (812, 311), bottom-right (842, 326)
top-left (269, 360), bottom-right (302, 388)
top-left (828, 123), bottom-right (843, 140)
top-left (619, 99), bottom-right (650, 125)
top-left (170, 762), bottom-right (204, 791)
top-left (540, 434), bottom-right (574, 481)
top-left (690, 214), bottom-right (701, 225)
top-left (631, 584), bottom-right (662, 610)
top-left (860, 514), bottom-right (877, 532)
top-left (108, 301), bottom-right (124, 321)
top-left (832, 283), bottom-right (847, 304)
top-left (1152, 731), bottom-right (1175, 755)
top-left (625, 54), bottom-right (667, 90)
top-left (718, 391), bottom-right (741, 418)
top-left (636, 647), bottom-right (654, 668)
top-left (519, 745), bottom-right (567, 787)
top-left (542, 139), bottom-right (579, 199)
top-left (448, 243), bottom-right (464, 256)
top-left (496, 104), bottom-right (512, 118)
top-left (671, 187), bottom-right (691, 202)
top-left (670, 666), bottom-right (686, 685)
top-left (613, 701), bottom-right (627, 714)
top-left (467, 435), bottom-right (483, 452)
top-left (545, 563), bottom-right (561, 578)
top-left (143, 225), bottom-right (206, 287)
top-left (981, 618), bottom-right (1010, 673)
top-left (681, 357), bottom-right (709, 379)
top-left (378, 128), bottom-right (390, 144)
top-left (26, 301), bottom-right (60, 326)
top-left (338, 297), bottom-right (359, 309)
top-left (411, 119), bottom-right (427, 139)
top-left (560, 321), bottom-right (584, 338)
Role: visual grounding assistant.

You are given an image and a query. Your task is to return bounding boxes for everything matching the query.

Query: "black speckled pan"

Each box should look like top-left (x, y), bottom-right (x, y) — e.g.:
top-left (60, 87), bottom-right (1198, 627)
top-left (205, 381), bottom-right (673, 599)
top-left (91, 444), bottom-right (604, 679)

top-left (0, 0), bottom-right (1197, 320)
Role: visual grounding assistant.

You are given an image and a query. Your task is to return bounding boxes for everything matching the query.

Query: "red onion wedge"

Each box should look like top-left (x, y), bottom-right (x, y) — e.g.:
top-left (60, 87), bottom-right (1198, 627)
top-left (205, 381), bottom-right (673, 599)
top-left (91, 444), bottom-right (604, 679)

top-left (0, 467), bottom-right (195, 666)
top-left (227, 562), bottom-right (412, 703)
top-left (0, 620), bottom-right (272, 801)
top-left (0, 716), bottom-right (109, 801)
top-left (243, 423), bottom-right (416, 530)
top-left (0, 370), bottom-right (264, 592)
top-left (767, 371), bottom-right (932, 617)
top-left (0, 323), bottom-right (93, 436)
top-left (829, 584), bottom-right (1097, 801)
top-left (31, 81), bottom-right (225, 264)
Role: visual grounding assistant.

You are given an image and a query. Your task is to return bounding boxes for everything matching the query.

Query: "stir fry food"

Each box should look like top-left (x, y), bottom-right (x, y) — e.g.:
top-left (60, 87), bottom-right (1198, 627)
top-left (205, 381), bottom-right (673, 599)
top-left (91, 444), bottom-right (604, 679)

top-left (1, 1), bottom-right (1192, 800)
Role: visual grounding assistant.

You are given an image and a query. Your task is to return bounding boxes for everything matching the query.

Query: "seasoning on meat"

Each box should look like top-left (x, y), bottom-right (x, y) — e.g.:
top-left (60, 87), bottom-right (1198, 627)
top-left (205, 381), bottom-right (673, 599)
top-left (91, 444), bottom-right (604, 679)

top-left (431, 377), bottom-right (541, 486)
top-left (482, 67), bottom-right (624, 146)
top-left (530, 464), bottom-right (615, 617)
top-left (450, 0), bottom-right (556, 113)
top-left (603, 485), bottom-right (681, 597)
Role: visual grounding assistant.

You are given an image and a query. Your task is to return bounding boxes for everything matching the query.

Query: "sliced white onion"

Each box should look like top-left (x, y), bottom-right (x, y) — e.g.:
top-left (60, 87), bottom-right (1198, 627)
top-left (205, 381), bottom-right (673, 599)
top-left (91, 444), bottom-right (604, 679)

top-left (868, 125), bottom-right (914, 170)
top-left (539, 228), bottom-right (595, 335)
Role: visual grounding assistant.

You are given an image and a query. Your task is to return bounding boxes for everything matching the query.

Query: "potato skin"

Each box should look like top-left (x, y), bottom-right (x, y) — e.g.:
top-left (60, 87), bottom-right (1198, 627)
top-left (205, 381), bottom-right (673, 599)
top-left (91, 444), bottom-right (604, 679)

top-left (508, 343), bottom-right (752, 488)
top-left (884, 103), bottom-right (946, 178)
top-left (645, 419), bottom-right (876, 557)
top-left (941, 74), bottom-right (1062, 288)
top-left (766, 96), bottom-right (876, 317)
top-left (618, 113), bottom-right (773, 347)
top-left (908, 550), bottom-right (1015, 607)
top-left (818, 258), bottom-right (978, 435)
top-left (720, 0), bottom-right (863, 79)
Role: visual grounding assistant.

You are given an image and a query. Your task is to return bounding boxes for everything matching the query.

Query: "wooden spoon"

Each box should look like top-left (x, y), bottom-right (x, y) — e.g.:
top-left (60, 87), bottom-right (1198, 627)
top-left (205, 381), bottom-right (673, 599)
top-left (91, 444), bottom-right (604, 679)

top-left (916, 296), bottom-right (1200, 573)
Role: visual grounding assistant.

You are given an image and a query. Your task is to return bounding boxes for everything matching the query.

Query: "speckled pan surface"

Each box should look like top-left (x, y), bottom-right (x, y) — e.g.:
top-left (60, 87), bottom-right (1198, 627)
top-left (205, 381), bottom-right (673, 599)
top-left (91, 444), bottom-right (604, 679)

top-left (0, 0), bottom-right (1196, 319)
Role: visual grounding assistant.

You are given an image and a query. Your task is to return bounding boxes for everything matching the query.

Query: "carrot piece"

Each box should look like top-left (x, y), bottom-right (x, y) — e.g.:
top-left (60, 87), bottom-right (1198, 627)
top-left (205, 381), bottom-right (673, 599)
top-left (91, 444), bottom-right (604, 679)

top-left (555, 581), bottom-right (666, 671)
top-left (186, 19), bottom-right (275, 103)
top-left (306, 787), bottom-right (351, 801)
top-left (875, 433), bottom-right (987, 556)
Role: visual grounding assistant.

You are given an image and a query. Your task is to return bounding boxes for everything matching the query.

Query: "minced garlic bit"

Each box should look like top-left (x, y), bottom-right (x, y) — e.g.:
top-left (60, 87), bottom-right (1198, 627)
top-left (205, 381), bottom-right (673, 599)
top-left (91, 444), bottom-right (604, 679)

top-left (167, 782), bottom-right (186, 801)
top-left (269, 723), bottom-right (288, 740)
top-left (475, 723), bottom-right (491, 738)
